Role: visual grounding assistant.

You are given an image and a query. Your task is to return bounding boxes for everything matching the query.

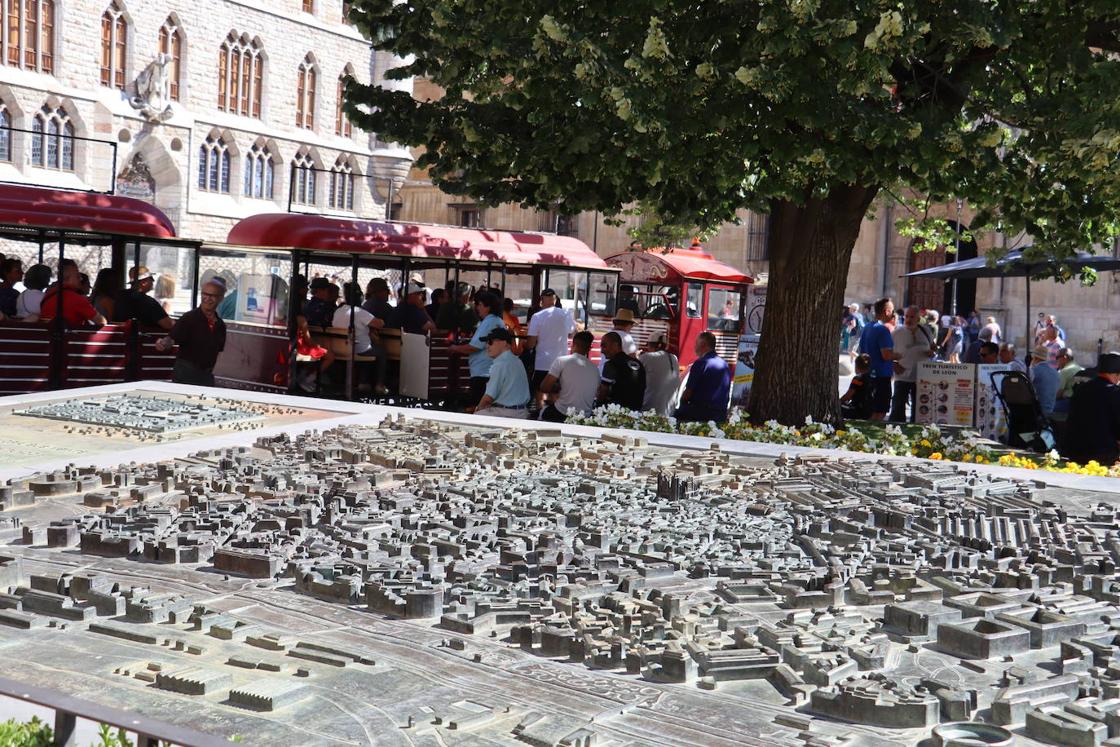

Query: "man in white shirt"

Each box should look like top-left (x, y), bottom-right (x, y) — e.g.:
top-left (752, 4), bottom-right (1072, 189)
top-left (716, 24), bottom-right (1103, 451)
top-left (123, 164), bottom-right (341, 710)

top-left (526, 288), bottom-right (575, 405)
top-left (333, 281), bottom-right (388, 394)
top-left (538, 331), bottom-right (600, 422)
top-left (888, 305), bottom-right (935, 422)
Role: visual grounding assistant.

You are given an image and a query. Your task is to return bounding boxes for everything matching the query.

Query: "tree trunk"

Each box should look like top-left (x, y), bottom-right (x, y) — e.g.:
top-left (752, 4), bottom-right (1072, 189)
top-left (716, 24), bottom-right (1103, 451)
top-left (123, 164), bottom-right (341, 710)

top-left (748, 185), bottom-right (880, 425)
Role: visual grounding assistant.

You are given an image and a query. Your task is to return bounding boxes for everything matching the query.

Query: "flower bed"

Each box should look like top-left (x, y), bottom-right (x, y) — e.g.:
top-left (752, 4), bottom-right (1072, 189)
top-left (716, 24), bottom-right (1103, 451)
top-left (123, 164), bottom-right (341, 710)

top-left (567, 406), bottom-right (1117, 478)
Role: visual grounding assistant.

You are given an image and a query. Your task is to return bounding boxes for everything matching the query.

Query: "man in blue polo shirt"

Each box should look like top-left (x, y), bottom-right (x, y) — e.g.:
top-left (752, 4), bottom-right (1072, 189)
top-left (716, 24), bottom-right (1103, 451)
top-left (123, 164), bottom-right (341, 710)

top-left (858, 297), bottom-right (899, 420)
top-left (676, 332), bottom-right (732, 422)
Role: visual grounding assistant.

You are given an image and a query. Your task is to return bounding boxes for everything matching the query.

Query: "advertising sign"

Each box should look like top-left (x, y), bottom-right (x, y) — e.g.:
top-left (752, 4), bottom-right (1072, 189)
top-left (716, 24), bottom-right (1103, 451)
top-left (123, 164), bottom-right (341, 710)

top-left (975, 364), bottom-right (1012, 441)
top-left (916, 361), bottom-right (975, 426)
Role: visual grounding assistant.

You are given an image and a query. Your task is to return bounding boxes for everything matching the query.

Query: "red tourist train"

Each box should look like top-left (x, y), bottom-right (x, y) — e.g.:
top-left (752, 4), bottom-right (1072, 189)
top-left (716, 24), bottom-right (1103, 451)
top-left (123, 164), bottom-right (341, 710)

top-left (0, 184), bottom-right (754, 400)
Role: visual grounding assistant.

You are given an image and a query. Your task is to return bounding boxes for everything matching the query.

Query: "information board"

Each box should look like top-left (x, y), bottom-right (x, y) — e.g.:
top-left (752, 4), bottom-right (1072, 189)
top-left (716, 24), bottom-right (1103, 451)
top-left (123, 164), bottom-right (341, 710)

top-left (916, 361), bottom-right (975, 426)
top-left (975, 363), bottom-right (1012, 441)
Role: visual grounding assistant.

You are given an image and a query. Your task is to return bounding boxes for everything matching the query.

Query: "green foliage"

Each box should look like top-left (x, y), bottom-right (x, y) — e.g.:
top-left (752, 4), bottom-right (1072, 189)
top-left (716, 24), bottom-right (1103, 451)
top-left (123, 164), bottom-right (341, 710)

top-left (92, 724), bottom-right (132, 747)
top-left (347, 0), bottom-right (1120, 266)
top-left (620, 201), bottom-right (713, 250)
top-left (0, 717), bottom-right (53, 747)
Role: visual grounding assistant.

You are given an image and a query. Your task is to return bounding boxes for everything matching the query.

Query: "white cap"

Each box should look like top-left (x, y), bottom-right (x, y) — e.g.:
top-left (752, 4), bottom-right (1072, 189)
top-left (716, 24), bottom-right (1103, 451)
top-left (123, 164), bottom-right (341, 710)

top-left (405, 281), bottom-right (425, 295)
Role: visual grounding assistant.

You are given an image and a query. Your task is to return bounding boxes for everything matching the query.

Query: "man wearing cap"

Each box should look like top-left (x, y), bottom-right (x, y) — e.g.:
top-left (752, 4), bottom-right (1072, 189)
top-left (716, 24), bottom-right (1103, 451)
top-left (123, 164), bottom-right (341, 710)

top-left (539, 330), bottom-right (600, 422)
top-left (155, 278), bottom-right (226, 386)
top-left (400, 281), bottom-right (436, 335)
top-left (437, 282), bottom-right (479, 333)
top-left (676, 332), bottom-right (732, 422)
top-left (112, 265), bottom-right (172, 330)
top-left (473, 327), bottom-right (531, 419)
top-left (639, 332), bottom-right (680, 416)
top-left (1029, 344), bottom-right (1060, 417)
top-left (450, 291), bottom-right (504, 406)
top-left (1064, 352), bottom-right (1120, 466)
top-left (304, 277), bottom-right (337, 327)
top-left (526, 288), bottom-right (576, 404)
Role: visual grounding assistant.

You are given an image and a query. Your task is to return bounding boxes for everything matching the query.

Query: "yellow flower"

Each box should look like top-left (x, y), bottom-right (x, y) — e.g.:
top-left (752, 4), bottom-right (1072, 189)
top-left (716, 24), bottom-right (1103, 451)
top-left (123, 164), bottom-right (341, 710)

top-left (929, 452), bottom-right (942, 460)
top-left (920, 439), bottom-right (931, 447)
top-left (962, 454), bottom-right (973, 462)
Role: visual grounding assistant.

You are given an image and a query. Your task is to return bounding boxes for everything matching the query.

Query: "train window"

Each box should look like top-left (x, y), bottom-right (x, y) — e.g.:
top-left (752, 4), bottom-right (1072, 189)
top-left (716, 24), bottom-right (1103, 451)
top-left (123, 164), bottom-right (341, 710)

top-left (198, 249), bottom-right (292, 327)
top-left (588, 272), bottom-right (617, 317)
top-left (545, 269), bottom-right (588, 318)
top-left (686, 283), bottom-right (702, 319)
top-left (131, 243), bottom-right (196, 317)
top-left (707, 287), bottom-right (741, 331)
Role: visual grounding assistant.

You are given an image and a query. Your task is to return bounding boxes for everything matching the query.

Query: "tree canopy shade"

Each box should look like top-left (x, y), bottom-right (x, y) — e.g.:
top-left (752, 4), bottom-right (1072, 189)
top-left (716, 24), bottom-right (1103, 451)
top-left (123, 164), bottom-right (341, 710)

top-left (347, 0), bottom-right (1120, 424)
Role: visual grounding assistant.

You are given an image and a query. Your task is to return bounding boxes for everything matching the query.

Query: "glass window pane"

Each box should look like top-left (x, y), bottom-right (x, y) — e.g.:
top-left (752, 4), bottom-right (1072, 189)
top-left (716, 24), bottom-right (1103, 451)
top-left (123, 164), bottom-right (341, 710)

top-left (199, 249), bottom-right (292, 327)
top-left (706, 287), bottom-right (741, 331)
top-left (198, 146), bottom-right (207, 188)
top-left (220, 149), bottom-right (230, 193)
top-left (61, 123), bottom-right (72, 170)
top-left (686, 282), bottom-right (702, 319)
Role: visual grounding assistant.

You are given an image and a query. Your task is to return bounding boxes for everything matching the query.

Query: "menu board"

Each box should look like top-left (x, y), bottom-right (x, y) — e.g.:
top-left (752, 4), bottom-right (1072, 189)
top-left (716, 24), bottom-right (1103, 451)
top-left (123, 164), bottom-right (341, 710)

top-left (975, 363), bottom-right (1012, 441)
top-left (916, 362), bottom-right (975, 426)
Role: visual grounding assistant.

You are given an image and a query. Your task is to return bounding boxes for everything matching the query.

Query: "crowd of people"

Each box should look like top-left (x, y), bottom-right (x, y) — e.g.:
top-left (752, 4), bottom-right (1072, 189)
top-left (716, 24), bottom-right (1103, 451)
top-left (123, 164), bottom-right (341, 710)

top-left (840, 297), bottom-right (1079, 424)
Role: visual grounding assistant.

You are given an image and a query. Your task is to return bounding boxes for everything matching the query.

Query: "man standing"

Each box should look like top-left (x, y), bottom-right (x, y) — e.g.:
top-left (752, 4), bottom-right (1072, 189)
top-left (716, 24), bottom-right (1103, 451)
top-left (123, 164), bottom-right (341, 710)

top-left (399, 281), bottom-right (436, 335)
top-left (450, 291), bottom-right (504, 406)
top-left (1064, 352), bottom-right (1120, 466)
top-left (640, 333), bottom-right (680, 416)
top-left (999, 343), bottom-right (1027, 373)
top-left (112, 266), bottom-right (173, 330)
top-left (1039, 325), bottom-right (1063, 368)
top-left (597, 331), bottom-right (646, 410)
top-left (538, 330), bottom-right (600, 422)
top-left (676, 332), bottom-right (732, 422)
top-left (473, 327), bottom-right (531, 419)
top-left (857, 297), bottom-right (899, 420)
top-left (156, 279), bottom-right (226, 386)
top-left (525, 288), bottom-right (576, 401)
top-left (1029, 345), bottom-right (1060, 417)
top-left (889, 305), bottom-right (935, 422)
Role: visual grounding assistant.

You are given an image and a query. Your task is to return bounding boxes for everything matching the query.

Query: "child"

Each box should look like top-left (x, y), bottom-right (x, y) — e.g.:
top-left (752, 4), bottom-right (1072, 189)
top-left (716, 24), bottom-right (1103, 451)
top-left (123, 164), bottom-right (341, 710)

top-left (841, 354), bottom-right (873, 420)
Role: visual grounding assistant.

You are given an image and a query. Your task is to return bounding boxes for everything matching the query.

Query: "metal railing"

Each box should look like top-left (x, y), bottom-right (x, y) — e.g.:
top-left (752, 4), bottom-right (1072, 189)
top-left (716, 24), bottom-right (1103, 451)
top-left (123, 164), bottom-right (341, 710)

top-left (0, 125), bottom-right (119, 194)
top-left (0, 675), bottom-right (232, 746)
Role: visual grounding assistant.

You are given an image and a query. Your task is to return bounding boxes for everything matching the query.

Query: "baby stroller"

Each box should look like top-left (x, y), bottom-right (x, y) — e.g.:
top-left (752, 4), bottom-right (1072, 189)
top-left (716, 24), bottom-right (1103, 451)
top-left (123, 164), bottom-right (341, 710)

top-left (989, 370), bottom-right (1055, 452)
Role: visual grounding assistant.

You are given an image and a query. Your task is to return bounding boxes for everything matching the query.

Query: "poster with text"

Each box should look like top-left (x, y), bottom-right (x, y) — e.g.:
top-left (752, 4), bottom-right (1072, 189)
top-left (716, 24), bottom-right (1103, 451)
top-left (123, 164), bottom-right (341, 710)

top-left (975, 364), bottom-right (1012, 441)
top-left (234, 273), bottom-right (277, 325)
top-left (916, 362), bottom-right (975, 426)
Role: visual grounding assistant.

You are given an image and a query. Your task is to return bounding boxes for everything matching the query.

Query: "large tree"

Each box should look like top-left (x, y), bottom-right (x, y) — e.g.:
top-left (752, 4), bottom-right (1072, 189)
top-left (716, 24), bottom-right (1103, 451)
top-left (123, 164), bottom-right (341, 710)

top-left (347, 0), bottom-right (1120, 424)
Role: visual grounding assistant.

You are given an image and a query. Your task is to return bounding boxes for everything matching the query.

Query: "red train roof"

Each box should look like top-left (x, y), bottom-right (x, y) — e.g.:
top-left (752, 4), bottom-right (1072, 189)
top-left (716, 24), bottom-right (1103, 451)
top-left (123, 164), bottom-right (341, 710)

top-left (606, 244), bottom-right (754, 284)
top-left (0, 184), bottom-right (177, 240)
top-left (227, 214), bottom-right (611, 270)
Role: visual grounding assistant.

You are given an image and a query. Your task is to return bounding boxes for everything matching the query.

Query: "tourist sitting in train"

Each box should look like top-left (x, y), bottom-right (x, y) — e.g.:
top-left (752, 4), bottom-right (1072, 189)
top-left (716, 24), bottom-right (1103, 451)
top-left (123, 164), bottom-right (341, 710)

top-left (333, 281), bottom-right (389, 395)
top-left (89, 268), bottom-right (121, 321)
top-left (294, 315), bottom-right (336, 391)
top-left (39, 260), bottom-right (106, 327)
top-left (0, 257), bottom-right (23, 317)
top-left (362, 277), bottom-right (400, 329)
top-left (425, 287), bottom-right (446, 322)
top-left (15, 263), bottom-right (51, 320)
top-left (400, 281), bottom-right (437, 335)
top-left (472, 327), bottom-right (531, 419)
top-left (597, 331), bottom-right (647, 411)
top-left (112, 266), bottom-right (172, 330)
top-left (303, 277), bottom-right (337, 327)
top-left (437, 281), bottom-right (479, 333)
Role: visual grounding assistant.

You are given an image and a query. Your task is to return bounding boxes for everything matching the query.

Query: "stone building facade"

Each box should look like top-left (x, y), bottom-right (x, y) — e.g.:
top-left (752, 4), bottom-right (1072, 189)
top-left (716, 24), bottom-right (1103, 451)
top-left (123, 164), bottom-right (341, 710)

top-left (0, 0), bottom-right (411, 243)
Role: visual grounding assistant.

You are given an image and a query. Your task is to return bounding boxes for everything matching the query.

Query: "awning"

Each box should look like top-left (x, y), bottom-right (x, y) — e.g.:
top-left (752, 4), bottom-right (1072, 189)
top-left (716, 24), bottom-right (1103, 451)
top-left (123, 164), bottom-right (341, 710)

top-left (0, 184), bottom-right (178, 241)
top-left (227, 214), bottom-right (611, 270)
top-left (607, 244), bottom-right (754, 284)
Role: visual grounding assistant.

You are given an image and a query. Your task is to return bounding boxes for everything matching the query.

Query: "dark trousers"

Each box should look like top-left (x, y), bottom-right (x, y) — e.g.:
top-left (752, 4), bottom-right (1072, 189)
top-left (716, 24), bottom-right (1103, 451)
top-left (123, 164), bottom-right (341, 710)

top-left (889, 380), bottom-right (917, 423)
top-left (540, 404), bottom-right (567, 423)
top-left (173, 359), bottom-right (215, 387)
top-left (469, 376), bottom-right (488, 406)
